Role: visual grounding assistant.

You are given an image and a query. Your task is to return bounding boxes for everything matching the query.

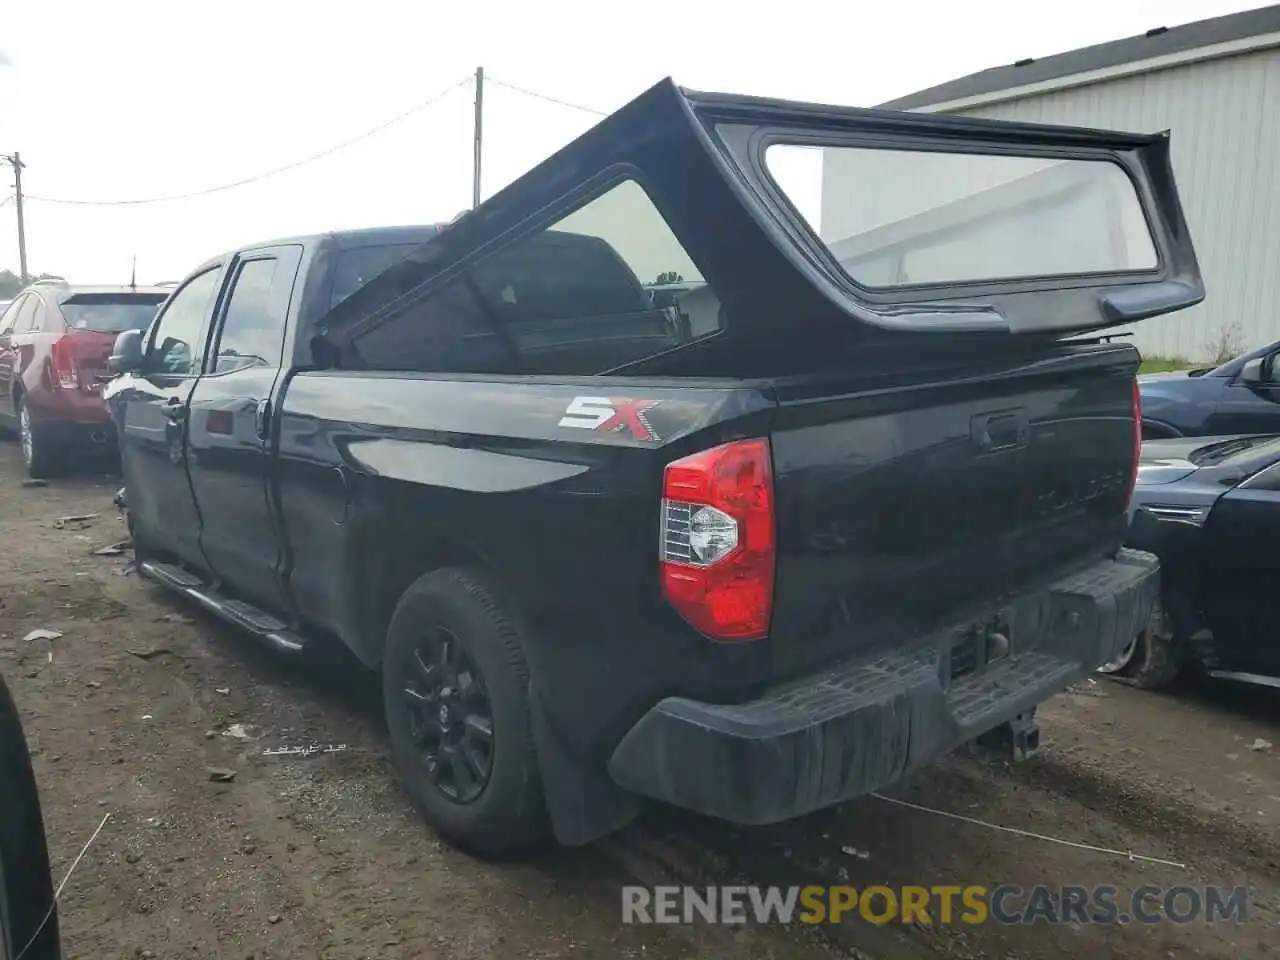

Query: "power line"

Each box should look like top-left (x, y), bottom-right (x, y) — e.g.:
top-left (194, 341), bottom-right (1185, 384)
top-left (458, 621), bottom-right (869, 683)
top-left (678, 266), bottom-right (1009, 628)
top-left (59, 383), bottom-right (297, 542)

top-left (0, 194), bottom-right (12, 209)
top-left (486, 77), bottom-right (609, 117)
top-left (27, 75), bottom-right (472, 207)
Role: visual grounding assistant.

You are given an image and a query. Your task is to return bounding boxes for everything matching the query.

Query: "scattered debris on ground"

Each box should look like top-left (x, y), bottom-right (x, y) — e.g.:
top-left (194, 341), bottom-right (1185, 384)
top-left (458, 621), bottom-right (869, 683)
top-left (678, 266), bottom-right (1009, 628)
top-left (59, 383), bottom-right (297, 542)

top-left (92, 539), bottom-right (131, 556)
top-left (223, 723), bottom-right (258, 741)
top-left (53, 512), bottom-right (100, 530)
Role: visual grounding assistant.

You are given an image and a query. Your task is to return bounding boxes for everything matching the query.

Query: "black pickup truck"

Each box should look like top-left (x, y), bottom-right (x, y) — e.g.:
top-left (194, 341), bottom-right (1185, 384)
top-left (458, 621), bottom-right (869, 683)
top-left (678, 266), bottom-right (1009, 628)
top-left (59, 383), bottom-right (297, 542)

top-left (105, 78), bottom-right (1202, 856)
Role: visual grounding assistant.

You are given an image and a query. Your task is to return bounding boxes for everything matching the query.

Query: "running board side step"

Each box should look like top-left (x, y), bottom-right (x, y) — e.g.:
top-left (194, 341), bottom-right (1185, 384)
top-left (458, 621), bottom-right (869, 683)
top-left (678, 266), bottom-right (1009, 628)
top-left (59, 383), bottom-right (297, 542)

top-left (1207, 669), bottom-right (1280, 690)
top-left (139, 560), bottom-right (306, 654)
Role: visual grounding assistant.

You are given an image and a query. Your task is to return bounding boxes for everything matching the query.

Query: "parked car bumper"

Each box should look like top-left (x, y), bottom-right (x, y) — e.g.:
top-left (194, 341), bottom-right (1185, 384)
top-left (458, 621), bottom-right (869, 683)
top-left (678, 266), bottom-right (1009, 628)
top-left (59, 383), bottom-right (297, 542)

top-left (28, 386), bottom-right (113, 426)
top-left (27, 388), bottom-right (116, 453)
top-left (40, 417), bottom-right (117, 451)
top-left (607, 548), bottom-right (1158, 825)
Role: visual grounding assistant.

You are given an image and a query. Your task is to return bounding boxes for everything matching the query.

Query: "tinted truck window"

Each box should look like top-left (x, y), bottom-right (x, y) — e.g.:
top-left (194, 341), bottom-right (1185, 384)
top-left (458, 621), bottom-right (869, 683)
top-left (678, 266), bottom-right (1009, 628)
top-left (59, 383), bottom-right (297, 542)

top-left (330, 244), bottom-right (419, 309)
top-left (351, 179), bottom-right (722, 375)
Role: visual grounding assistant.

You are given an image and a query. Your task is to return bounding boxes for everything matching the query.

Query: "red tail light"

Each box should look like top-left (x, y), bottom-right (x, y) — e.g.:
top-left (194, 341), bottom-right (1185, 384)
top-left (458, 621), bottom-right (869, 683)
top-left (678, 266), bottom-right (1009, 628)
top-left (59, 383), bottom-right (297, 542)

top-left (659, 438), bottom-right (775, 641)
top-left (1126, 377), bottom-right (1142, 506)
top-left (51, 335), bottom-right (78, 390)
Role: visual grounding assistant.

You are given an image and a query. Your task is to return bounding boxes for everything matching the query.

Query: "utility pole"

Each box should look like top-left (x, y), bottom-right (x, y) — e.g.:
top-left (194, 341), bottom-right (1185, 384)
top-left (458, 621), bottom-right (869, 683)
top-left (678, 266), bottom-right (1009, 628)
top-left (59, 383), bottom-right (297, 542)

top-left (2, 152), bottom-right (27, 284)
top-left (472, 66), bottom-right (484, 209)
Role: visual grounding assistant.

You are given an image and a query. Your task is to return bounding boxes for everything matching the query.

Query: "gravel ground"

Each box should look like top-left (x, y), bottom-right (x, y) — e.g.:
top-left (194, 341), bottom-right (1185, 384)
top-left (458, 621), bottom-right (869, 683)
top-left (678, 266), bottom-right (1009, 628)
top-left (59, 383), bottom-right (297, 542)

top-left (0, 446), bottom-right (826, 960)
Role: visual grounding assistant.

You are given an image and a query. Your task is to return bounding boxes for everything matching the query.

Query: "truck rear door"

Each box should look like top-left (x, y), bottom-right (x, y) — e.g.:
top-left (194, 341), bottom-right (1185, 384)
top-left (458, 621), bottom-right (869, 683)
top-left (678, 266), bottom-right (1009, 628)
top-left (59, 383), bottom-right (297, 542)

top-left (187, 245), bottom-right (302, 613)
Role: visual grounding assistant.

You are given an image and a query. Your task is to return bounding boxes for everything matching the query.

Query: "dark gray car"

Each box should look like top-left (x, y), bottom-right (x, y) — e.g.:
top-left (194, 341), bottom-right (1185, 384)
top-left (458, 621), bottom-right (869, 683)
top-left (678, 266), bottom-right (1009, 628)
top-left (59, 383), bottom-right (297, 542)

top-left (1106, 434), bottom-right (1280, 688)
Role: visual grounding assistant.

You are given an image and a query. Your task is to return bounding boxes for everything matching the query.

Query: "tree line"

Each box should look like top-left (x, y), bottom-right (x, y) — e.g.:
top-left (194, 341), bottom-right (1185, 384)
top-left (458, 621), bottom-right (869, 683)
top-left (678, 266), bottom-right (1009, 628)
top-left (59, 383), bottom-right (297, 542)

top-left (0, 270), bottom-right (63, 299)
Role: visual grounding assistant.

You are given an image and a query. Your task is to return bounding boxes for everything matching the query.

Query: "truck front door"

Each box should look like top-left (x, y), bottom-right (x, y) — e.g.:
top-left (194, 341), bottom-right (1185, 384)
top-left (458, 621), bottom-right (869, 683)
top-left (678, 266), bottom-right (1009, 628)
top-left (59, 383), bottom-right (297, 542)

top-left (186, 246), bottom-right (301, 614)
top-left (118, 265), bottom-right (224, 566)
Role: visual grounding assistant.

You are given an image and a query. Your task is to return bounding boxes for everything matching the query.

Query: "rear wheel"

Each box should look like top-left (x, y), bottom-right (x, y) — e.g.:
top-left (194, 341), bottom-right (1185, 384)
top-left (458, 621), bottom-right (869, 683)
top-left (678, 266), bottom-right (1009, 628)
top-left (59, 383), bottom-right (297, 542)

top-left (382, 567), bottom-right (548, 858)
top-left (1097, 598), bottom-right (1183, 689)
top-left (16, 397), bottom-right (63, 480)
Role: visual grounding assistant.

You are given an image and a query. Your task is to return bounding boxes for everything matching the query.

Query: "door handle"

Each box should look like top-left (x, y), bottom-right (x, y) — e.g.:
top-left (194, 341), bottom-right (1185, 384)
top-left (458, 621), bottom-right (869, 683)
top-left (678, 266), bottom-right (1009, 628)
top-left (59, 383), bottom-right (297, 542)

top-left (254, 398), bottom-right (271, 439)
top-left (162, 399), bottom-right (187, 422)
top-left (972, 408), bottom-right (1030, 452)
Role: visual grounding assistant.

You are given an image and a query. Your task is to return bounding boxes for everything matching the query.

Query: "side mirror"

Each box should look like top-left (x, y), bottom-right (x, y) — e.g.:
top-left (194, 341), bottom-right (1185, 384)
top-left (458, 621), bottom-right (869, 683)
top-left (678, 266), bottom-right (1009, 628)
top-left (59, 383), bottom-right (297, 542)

top-left (108, 329), bottom-right (144, 375)
top-left (1240, 356), bottom-right (1269, 385)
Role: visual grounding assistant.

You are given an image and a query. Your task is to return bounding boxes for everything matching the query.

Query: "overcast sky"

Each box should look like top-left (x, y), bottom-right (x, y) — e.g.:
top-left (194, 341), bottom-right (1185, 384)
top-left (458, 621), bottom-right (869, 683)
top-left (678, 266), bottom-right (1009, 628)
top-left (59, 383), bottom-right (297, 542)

top-left (0, 0), bottom-right (1267, 283)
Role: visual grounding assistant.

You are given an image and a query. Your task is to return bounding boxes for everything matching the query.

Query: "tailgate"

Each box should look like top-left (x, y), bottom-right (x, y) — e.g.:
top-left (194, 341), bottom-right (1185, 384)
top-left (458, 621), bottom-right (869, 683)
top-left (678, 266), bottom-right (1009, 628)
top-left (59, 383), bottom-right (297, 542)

top-left (767, 343), bottom-right (1138, 676)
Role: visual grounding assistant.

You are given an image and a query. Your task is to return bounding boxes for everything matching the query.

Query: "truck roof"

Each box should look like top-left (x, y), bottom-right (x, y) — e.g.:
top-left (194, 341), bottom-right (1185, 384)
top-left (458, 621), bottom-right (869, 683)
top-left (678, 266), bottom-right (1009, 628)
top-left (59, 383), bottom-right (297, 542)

top-left (200, 224), bottom-right (442, 271)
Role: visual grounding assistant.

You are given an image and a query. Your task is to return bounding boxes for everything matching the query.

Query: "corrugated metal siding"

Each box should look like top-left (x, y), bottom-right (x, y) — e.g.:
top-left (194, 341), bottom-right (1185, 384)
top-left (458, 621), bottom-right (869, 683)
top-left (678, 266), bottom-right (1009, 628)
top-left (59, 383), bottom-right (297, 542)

top-left (952, 48), bottom-right (1280, 361)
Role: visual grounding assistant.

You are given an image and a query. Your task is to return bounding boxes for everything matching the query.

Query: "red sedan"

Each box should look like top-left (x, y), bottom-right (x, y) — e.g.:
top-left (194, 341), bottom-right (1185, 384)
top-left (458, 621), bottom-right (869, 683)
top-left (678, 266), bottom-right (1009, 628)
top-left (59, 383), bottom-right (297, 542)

top-left (0, 280), bottom-right (170, 477)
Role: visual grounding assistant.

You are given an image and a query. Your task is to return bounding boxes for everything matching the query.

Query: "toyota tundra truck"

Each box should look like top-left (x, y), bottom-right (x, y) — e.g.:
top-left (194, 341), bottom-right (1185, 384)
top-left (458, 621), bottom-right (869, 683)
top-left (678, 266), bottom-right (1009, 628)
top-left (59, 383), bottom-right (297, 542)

top-left (105, 78), bottom-right (1202, 856)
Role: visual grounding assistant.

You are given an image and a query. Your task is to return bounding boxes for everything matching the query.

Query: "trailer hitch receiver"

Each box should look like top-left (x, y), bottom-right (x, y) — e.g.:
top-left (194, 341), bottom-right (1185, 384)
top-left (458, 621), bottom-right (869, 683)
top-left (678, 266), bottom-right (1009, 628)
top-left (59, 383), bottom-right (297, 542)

top-left (975, 709), bottom-right (1041, 762)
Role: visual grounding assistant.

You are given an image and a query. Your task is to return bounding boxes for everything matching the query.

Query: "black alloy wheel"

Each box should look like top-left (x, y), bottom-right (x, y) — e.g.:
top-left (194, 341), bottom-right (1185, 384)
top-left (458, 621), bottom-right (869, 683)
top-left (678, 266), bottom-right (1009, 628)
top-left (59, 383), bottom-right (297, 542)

top-left (402, 625), bottom-right (495, 804)
top-left (383, 567), bottom-right (547, 856)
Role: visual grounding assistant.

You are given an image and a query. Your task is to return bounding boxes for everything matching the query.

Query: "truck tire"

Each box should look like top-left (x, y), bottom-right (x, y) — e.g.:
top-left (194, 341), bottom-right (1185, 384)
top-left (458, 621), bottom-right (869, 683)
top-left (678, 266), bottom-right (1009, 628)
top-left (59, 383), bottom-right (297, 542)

top-left (1098, 599), bottom-right (1183, 690)
top-left (0, 671), bottom-right (61, 960)
top-left (382, 567), bottom-right (548, 857)
top-left (16, 396), bottom-right (63, 480)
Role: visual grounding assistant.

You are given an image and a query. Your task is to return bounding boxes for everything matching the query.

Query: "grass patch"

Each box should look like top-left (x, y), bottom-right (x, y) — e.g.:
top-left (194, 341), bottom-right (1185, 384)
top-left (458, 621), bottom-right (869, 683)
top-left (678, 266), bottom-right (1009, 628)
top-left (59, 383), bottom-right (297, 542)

top-left (1139, 355), bottom-right (1194, 374)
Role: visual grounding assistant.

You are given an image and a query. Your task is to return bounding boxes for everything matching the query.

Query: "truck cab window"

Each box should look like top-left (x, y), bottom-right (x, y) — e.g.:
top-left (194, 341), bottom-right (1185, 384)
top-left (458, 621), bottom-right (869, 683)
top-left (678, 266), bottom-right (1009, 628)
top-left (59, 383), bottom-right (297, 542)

top-left (212, 258), bottom-right (282, 373)
top-left (330, 244), bottom-right (419, 310)
top-left (145, 268), bottom-right (222, 377)
top-left (351, 179), bottom-right (722, 375)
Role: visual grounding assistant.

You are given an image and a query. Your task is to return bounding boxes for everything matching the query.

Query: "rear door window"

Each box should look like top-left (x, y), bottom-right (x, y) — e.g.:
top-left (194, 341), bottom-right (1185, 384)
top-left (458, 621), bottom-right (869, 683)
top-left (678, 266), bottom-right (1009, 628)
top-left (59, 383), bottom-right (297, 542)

top-left (350, 179), bottom-right (722, 375)
top-left (60, 294), bottom-right (167, 333)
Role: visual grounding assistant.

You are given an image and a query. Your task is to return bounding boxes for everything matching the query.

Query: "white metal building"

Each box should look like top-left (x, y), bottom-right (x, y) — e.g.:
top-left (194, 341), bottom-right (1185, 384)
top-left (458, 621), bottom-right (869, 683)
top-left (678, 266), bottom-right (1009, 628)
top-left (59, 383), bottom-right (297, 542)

top-left (838, 5), bottom-right (1280, 361)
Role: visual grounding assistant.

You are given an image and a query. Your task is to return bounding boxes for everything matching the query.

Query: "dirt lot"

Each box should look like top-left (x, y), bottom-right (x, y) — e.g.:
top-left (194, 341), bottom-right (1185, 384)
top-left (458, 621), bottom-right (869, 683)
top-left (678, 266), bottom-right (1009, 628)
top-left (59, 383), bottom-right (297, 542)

top-left (2, 441), bottom-right (1279, 960)
top-left (0, 446), bottom-right (826, 960)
